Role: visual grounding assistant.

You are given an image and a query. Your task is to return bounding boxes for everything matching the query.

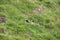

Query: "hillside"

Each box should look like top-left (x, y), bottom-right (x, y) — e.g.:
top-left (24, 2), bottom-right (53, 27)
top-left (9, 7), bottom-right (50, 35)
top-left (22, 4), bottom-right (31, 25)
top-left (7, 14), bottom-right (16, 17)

top-left (0, 0), bottom-right (60, 40)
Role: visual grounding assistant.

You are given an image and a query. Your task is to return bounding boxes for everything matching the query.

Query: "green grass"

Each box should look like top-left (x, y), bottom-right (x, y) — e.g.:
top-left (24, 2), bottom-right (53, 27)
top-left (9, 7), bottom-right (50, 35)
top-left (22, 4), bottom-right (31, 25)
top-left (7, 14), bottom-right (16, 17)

top-left (0, 0), bottom-right (60, 40)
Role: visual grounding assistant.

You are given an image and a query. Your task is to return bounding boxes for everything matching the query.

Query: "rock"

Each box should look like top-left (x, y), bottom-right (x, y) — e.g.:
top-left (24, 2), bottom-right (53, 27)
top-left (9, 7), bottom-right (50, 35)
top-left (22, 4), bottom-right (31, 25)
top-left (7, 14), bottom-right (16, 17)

top-left (33, 5), bottom-right (45, 14)
top-left (0, 16), bottom-right (7, 23)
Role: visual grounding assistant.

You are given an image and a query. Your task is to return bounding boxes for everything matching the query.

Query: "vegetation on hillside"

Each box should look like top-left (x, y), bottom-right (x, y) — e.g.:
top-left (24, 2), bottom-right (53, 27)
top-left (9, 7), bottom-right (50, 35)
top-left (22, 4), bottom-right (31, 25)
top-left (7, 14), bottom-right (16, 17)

top-left (0, 0), bottom-right (60, 40)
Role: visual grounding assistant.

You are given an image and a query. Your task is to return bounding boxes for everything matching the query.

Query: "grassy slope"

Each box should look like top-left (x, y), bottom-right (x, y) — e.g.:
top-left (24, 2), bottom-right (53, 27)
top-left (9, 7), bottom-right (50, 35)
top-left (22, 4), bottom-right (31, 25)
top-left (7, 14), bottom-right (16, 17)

top-left (0, 0), bottom-right (60, 40)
